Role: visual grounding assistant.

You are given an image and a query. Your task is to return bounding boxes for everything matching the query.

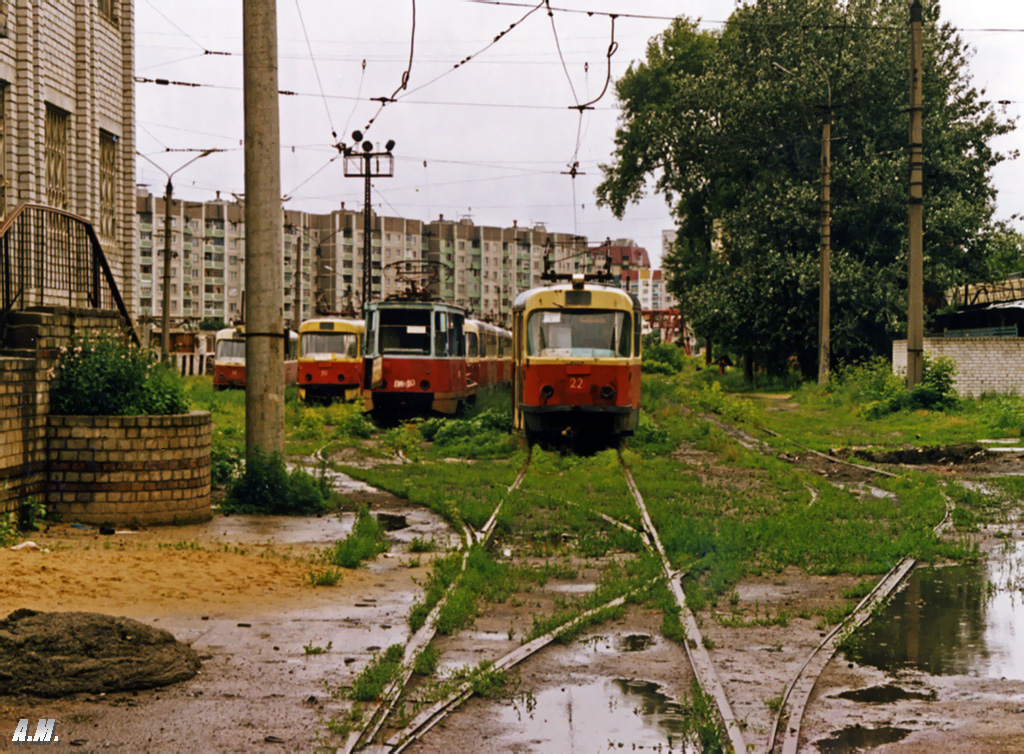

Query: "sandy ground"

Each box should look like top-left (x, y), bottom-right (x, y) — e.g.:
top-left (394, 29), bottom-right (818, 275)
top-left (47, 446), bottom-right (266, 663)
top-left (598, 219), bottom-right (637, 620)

top-left (3, 445), bottom-right (1023, 753)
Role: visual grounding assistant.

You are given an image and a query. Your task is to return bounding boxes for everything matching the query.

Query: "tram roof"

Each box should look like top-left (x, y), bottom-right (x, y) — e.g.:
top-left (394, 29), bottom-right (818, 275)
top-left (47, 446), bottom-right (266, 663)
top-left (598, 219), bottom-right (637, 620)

top-left (512, 282), bottom-right (641, 312)
top-left (299, 317), bottom-right (364, 333)
top-left (367, 299), bottom-right (468, 314)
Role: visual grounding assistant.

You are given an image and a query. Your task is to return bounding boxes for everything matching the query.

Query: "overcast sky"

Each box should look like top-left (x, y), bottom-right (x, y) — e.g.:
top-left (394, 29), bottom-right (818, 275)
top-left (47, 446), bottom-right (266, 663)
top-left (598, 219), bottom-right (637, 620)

top-left (135, 1), bottom-right (1024, 269)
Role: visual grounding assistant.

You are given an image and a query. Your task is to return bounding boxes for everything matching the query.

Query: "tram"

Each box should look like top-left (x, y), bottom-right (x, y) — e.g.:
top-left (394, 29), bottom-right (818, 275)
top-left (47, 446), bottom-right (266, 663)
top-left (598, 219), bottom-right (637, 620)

top-left (511, 274), bottom-right (642, 441)
top-left (212, 324), bottom-right (299, 390)
top-left (363, 300), bottom-right (471, 415)
top-left (465, 319), bottom-right (512, 391)
top-left (297, 318), bottom-right (365, 403)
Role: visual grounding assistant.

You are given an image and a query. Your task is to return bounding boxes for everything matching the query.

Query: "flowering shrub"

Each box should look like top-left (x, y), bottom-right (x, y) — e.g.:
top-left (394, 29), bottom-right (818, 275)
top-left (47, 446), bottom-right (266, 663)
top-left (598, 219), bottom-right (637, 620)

top-left (50, 334), bottom-right (189, 416)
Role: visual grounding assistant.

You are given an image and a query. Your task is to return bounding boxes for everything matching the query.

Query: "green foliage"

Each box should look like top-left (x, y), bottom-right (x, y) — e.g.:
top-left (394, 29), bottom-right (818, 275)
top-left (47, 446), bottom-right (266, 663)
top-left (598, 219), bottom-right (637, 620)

top-left (412, 645), bottom-right (440, 677)
top-left (642, 342), bottom-right (688, 374)
top-left (842, 355), bottom-right (960, 417)
top-left (303, 640), bottom-right (332, 655)
top-left (597, 1), bottom-right (1015, 369)
top-left (18, 497), bottom-right (46, 531)
top-left (221, 450), bottom-right (330, 514)
top-left (210, 441), bottom-right (243, 486)
top-left (197, 317), bottom-right (227, 331)
top-left (51, 333), bottom-right (188, 416)
top-left (323, 507), bottom-right (389, 568)
top-left (348, 644), bottom-right (404, 701)
top-left (978, 394), bottom-right (1024, 436)
top-left (326, 402), bottom-right (376, 439)
top-left (0, 513), bottom-right (18, 547)
top-left (422, 409), bottom-right (517, 458)
top-left (308, 568), bottom-right (342, 586)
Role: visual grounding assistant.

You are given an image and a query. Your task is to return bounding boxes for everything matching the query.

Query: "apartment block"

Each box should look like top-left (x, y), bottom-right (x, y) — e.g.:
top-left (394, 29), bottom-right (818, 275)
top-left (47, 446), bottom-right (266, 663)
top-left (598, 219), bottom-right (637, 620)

top-left (136, 192), bottom-right (593, 329)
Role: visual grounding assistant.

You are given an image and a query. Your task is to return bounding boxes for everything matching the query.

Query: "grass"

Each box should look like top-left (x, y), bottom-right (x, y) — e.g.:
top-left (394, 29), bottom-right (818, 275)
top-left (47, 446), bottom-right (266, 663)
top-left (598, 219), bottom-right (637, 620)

top-left (303, 640), bottom-right (332, 655)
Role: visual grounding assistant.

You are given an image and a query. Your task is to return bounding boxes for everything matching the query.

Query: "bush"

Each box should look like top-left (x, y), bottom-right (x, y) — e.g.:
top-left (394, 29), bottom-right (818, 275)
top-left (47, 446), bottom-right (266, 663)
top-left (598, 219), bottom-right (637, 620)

top-left (324, 507), bottom-right (389, 568)
top-left (221, 450), bottom-right (330, 514)
top-left (50, 333), bottom-right (188, 416)
top-left (833, 354), bottom-right (960, 418)
top-left (643, 342), bottom-right (687, 373)
top-left (210, 438), bottom-right (243, 486)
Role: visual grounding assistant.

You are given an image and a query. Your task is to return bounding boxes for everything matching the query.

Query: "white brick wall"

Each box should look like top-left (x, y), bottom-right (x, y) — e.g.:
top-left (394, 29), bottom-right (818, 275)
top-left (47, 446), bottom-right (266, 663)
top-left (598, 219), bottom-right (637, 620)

top-left (892, 338), bottom-right (1024, 397)
top-left (0, 0), bottom-right (135, 313)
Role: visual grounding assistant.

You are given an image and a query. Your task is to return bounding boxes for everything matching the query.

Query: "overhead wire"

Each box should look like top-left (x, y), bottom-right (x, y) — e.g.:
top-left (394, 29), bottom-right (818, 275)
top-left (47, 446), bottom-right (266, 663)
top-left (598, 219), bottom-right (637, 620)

top-left (294, 0), bottom-right (339, 142)
top-left (362, 0), bottom-right (417, 135)
top-left (143, 0), bottom-right (232, 56)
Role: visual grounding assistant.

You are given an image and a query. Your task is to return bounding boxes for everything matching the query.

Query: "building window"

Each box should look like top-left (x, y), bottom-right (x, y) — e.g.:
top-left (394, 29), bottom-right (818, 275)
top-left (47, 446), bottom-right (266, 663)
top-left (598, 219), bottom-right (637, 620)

top-left (98, 0), bottom-right (117, 25)
top-left (99, 131), bottom-right (117, 241)
top-left (45, 104), bottom-right (69, 210)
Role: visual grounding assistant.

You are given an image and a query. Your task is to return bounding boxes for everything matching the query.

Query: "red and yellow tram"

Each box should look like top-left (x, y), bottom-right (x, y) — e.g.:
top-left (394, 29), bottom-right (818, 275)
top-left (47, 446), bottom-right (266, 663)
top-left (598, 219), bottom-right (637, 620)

top-left (363, 300), bottom-right (472, 415)
top-left (465, 319), bottom-right (512, 391)
top-left (213, 325), bottom-right (299, 390)
top-left (511, 276), bottom-right (641, 441)
top-left (298, 318), bottom-right (365, 403)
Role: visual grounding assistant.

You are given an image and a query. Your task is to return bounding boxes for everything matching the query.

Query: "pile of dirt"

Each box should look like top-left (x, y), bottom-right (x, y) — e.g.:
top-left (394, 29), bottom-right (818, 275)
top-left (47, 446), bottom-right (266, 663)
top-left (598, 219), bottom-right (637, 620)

top-left (0, 609), bottom-right (200, 697)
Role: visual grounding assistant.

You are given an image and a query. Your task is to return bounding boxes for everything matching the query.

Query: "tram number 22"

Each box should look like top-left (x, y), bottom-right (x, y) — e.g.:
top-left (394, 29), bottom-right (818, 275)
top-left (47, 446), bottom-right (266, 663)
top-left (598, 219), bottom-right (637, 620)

top-left (568, 377), bottom-right (586, 391)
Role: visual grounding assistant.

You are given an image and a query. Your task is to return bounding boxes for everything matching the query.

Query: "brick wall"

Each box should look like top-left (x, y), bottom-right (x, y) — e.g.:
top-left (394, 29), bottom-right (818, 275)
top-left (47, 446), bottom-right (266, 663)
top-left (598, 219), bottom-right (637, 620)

top-left (0, 357), bottom-right (47, 515)
top-left (891, 338), bottom-right (1024, 397)
top-left (47, 412), bottom-right (211, 526)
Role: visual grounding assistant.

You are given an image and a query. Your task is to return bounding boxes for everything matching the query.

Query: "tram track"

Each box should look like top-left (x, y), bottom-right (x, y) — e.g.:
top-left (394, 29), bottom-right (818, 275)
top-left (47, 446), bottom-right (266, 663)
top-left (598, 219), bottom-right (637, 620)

top-left (341, 451), bottom-right (533, 753)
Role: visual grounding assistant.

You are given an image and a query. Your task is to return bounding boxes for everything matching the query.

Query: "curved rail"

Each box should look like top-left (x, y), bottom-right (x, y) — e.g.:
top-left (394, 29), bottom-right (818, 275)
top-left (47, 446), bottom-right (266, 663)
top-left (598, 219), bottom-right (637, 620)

top-left (618, 451), bottom-right (748, 754)
top-left (343, 451), bottom-right (533, 753)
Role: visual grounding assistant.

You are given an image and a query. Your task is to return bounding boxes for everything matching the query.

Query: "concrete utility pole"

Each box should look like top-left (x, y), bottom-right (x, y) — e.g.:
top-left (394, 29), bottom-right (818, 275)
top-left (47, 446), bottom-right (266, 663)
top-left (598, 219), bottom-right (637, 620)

top-left (818, 92), bottom-right (832, 386)
top-left (907, 0), bottom-right (925, 388)
top-left (343, 132), bottom-right (395, 316)
top-left (243, 0), bottom-right (285, 456)
top-left (136, 150), bottom-right (219, 362)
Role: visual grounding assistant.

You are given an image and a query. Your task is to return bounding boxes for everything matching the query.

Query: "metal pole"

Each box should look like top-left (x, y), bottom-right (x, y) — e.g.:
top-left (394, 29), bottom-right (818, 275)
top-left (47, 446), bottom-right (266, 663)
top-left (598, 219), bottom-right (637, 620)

top-left (818, 109), bottom-right (831, 385)
top-left (907, 0), bottom-right (925, 387)
top-left (243, 0), bottom-right (285, 456)
top-left (362, 157), bottom-right (372, 317)
top-left (161, 178), bottom-right (173, 362)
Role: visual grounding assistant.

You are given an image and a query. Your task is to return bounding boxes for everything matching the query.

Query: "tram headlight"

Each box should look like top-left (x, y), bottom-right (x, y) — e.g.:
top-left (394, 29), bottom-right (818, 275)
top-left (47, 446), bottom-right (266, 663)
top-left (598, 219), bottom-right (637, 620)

top-left (305, 373), bottom-right (313, 382)
top-left (540, 384), bottom-right (554, 400)
top-left (600, 385), bottom-right (616, 400)
top-left (420, 380), bottom-right (431, 391)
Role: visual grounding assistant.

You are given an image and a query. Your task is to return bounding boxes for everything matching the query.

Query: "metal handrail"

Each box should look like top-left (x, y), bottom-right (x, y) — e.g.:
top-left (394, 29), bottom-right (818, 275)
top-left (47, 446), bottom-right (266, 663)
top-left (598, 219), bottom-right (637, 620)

top-left (0, 203), bottom-right (138, 343)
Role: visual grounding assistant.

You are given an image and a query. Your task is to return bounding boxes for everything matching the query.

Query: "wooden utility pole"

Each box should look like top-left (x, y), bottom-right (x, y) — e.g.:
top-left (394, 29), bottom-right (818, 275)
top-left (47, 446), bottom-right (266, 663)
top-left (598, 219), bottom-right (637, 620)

top-left (243, 0), bottom-right (285, 456)
top-left (907, 0), bottom-right (925, 387)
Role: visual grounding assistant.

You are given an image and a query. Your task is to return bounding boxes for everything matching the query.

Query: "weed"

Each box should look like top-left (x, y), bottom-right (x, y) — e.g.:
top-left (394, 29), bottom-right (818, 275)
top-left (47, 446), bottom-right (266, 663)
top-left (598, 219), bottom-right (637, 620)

top-left (765, 694), bottom-right (784, 713)
top-left (324, 705), bottom-right (363, 738)
top-left (17, 497), bottom-right (46, 532)
top-left (221, 450), bottom-right (331, 514)
top-left (413, 645), bottom-right (440, 677)
top-left (409, 536), bottom-right (438, 553)
top-left (348, 644), bottom-right (404, 702)
top-left (0, 513), bottom-right (18, 547)
top-left (323, 507), bottom-right (389, 569)
top-left (841, 579), bottom-right (875, 601)
top-left (304, 640), bottom-right (332, 655)
top-left (308, 568), bottom-right (343, 586)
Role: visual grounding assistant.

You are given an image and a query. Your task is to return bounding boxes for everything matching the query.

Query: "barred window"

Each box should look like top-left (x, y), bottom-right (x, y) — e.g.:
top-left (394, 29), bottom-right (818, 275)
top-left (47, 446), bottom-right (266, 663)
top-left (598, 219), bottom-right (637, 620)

top-left (45, 104), bottom-right (68, 210)
top-left (98, 0), bottom-right (116, 24)
top-left (99, 131), bottom-right (118, 241)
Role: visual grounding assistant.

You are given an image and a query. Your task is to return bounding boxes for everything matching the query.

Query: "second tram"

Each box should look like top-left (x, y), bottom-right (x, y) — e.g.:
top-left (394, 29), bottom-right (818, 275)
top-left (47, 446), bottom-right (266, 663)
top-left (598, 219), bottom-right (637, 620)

top-left (363, 299), bottom-right (472, 415)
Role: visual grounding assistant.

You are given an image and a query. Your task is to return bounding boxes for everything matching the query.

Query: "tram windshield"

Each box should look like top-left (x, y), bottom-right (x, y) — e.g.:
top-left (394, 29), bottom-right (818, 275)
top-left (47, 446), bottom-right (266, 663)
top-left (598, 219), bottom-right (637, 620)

top-left (216, 338), bottom-right (246, 360)
top-left (526, 309), bottom-right (631, 358)
top-left (301, 332), bottom-right (359, 359)
top-left (379, 309), bottom-right (431, 355)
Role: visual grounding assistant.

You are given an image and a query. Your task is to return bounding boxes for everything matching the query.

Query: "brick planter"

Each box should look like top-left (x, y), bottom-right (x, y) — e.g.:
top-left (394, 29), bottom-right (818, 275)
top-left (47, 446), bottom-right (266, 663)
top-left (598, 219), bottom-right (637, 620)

top-left (47, 412), bottom-right (212, 526)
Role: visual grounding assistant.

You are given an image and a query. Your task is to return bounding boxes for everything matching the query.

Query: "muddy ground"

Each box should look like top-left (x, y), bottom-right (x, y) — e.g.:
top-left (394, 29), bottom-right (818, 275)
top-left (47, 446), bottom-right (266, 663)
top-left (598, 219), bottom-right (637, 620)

top-left (2, 445), bottom-right (1023, 753)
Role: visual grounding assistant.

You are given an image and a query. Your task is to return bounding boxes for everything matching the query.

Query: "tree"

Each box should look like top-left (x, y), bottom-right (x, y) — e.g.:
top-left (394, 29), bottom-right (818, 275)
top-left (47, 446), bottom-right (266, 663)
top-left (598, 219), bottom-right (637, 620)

top-left (597, 0), bottom-right (1016, 374)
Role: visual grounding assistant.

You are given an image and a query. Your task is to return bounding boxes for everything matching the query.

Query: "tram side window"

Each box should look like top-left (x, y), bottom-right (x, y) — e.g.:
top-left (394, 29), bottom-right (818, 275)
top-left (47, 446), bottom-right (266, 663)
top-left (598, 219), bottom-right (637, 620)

top-left (466, 331), bottom-right (479, 358)
top-left (365, 311), bottom-right (377, 356)
top-left (434, 311), bottom-right (465, 357)
top-left (380, 309), bottom-right (431, 354)
top-left (526, 310), bottom-right (631, 358)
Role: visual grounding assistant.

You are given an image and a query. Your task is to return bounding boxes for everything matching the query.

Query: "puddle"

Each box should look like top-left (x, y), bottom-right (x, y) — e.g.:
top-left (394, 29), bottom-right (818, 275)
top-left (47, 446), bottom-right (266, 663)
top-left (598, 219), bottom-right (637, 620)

top-left (495, 678), bottom-right (698, 752)
top-left (548, 583), bottom-right (597, 594)
top-left (814, 725), bottom-right (910, 751)
top-left (835, 684), bottom-right (935, 703)
top-left (617, 634), bottom-right (655, 652)
top-left (846, 540), bottom-right (1024, 679)
top-left (375, 513), bottom-right (408, 531)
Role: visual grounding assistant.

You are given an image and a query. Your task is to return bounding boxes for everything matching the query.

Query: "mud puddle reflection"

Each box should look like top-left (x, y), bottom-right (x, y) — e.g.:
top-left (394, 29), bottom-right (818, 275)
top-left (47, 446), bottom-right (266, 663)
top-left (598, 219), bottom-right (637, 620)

top-left (496, 678), bottom-right (698, 752)
top-left (846, 540), bottom-right (1024, 679)
top-left (815, 725), bottom-right (910, 752)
